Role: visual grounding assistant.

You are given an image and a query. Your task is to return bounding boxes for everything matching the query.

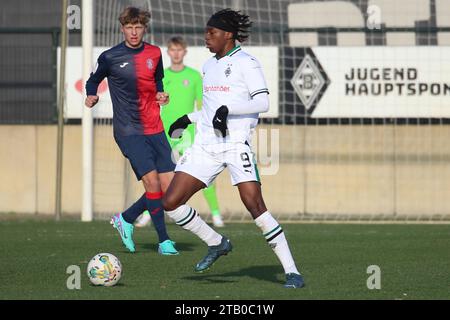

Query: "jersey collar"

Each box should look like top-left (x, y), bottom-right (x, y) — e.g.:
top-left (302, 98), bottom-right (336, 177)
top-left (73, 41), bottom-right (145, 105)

top-left (215, 45), bottom-right (241, 60)
top-left (122, 41), bottom-right (145, 53)
top-left (168, 66), bottom-right (186, 73)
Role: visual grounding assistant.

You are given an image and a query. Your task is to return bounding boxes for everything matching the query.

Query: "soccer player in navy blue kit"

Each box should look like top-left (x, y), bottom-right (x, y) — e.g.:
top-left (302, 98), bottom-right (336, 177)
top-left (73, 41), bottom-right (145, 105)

top-left (85, 7), bottom-right (178, 255)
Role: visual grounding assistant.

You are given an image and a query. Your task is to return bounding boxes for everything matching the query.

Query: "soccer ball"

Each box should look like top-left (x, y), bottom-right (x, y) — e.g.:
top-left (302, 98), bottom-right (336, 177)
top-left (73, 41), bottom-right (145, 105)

top-left (87, 253), bottom-right (122, 286)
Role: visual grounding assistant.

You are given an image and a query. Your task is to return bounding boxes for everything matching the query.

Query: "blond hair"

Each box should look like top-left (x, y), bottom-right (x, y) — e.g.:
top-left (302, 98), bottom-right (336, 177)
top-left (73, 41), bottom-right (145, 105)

top-left (167, 36), bottom-right (188, 49)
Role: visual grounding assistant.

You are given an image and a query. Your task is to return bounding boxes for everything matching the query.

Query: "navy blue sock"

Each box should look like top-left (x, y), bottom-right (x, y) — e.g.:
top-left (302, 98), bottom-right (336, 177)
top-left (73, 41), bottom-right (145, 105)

top-left (122, 194), bottom-right (146, 224)
top-left (146, 191), bottom-right (169, 243)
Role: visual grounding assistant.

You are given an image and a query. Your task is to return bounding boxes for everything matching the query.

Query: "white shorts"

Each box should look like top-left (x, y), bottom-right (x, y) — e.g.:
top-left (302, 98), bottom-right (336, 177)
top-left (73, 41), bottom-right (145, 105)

top-left (175, 142), bottom-right (261, 187)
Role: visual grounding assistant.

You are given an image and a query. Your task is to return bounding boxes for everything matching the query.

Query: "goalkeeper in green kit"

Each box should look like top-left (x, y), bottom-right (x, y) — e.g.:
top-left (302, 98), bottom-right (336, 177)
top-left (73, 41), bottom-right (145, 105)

top-left (135, 36), bottom-right (225, 228)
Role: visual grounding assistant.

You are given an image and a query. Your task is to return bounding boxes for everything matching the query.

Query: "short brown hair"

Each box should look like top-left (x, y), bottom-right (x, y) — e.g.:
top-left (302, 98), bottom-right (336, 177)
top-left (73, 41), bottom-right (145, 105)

top-left (119, 7), bottom-right (151, 26)
top-left (167, 36), bottom-right (187, 49)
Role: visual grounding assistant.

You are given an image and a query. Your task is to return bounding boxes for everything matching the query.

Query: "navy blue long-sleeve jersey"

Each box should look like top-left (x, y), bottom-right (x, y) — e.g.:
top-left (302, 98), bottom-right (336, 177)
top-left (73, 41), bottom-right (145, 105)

top-left (86, 42), bottom-right (165, 136)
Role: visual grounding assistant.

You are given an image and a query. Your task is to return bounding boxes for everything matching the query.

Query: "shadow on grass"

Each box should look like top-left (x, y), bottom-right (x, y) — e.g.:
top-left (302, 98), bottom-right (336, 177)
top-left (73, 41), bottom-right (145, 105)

top-left (87, 282), bottom-right (126, 288)
top-left (181, 265), bottom-right (282, 285)
top-left (139, 242), bottom-right (196, 252)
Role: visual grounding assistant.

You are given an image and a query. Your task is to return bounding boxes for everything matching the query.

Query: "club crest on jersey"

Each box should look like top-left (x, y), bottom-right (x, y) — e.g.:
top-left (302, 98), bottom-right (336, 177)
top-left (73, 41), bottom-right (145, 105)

top-left (146, 59), bottom-right (154, 70)
top-left (225, 65), bottom-right (232, 77)
top-left (183, 79), bottom-right (190, 86)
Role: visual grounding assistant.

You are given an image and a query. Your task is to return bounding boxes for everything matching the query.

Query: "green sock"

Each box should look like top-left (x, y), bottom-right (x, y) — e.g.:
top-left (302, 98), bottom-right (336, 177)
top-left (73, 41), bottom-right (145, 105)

top-left (202, 184), bottom-right (221, 216)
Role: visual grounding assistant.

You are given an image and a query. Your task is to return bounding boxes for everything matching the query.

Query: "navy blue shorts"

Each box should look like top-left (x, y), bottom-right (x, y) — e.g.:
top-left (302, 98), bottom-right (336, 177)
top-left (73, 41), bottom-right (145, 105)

top-left (114, 131), bottom-right (176, 180)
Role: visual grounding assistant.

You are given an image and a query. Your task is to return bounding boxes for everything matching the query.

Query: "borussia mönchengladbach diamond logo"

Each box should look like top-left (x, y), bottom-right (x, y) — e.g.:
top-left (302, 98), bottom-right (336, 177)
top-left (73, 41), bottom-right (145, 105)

top-left (290, 51), bottom-right (329, 113)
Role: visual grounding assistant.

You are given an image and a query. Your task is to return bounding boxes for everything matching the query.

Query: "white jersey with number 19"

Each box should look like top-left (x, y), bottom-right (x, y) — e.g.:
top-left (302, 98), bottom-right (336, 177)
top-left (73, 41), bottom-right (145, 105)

top-left (194, 46), bottom-right (269, 145)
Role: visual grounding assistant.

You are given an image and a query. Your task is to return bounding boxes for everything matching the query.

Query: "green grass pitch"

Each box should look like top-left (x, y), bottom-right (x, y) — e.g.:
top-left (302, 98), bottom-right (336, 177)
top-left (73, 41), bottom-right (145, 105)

top-left (0, 219), bottom-right (448, 300)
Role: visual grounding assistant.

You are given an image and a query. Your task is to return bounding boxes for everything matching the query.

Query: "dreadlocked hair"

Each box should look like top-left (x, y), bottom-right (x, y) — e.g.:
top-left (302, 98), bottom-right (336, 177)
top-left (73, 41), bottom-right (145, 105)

top-left (211, 8), bottom-right (252, 42)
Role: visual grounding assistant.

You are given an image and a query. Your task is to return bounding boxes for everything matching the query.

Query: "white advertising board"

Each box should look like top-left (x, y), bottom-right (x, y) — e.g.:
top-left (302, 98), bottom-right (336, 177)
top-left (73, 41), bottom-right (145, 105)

top-left (60, 46), bottom-right (279, 118)
top-left (292, 47), bottom-right (450, 118)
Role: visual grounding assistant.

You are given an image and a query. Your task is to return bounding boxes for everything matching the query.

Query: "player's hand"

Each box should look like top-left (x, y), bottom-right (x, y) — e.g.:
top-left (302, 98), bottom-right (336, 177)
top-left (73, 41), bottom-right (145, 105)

top-left (169, 114), bottom-right (191, 138)
top-left (156, 92), bottom-right (169, 106)
top-left (85, 95), bottom-right (99, 108)
top-left (212, 105), bottom-right (229, 138)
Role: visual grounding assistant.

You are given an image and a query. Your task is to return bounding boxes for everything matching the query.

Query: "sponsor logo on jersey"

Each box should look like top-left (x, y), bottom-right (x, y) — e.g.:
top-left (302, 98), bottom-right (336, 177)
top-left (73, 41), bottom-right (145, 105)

top-left (183, 79), bottom-right (190, 86)
top-left (204, 85), bottom-right (230, 92)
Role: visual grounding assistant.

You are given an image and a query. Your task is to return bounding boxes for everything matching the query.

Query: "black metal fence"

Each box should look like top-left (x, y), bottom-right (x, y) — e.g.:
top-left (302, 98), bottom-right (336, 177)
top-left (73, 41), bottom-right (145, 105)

top-left (0, 28), bottom-right (59, 124)
top-left (1, 25), bottom-right (449, 125)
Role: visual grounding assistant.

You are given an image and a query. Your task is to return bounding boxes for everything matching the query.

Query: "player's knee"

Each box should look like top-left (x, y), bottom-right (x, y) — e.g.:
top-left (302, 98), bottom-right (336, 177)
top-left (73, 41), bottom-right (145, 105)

top-left (142, 174), bottom-right (161, 192)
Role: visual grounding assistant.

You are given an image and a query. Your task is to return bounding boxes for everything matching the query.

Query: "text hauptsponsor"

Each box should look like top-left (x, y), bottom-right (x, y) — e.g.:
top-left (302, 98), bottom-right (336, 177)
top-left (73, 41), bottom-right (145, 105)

top-left (345, 68), bottom-right (450, 96)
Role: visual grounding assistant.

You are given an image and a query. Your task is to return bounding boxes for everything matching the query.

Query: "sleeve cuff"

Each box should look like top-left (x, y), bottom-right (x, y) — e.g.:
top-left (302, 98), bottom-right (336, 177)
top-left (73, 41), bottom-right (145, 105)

top-left (187, 111), bottom-right (200, 123)
top-left (226, 105), bottom-right (234, 115)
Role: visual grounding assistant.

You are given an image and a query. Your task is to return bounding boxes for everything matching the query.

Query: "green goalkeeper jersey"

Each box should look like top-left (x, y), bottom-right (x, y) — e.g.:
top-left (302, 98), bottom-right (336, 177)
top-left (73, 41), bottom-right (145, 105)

top-left (161, 66), bottom-right (202, 151)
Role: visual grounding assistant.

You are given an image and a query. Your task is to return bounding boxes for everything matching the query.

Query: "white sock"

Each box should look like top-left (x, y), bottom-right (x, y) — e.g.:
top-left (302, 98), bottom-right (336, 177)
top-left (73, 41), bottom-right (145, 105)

top-left (166, 204), bottom-right (222, 246)
top-left (255, 211), bottom-right (300, 275)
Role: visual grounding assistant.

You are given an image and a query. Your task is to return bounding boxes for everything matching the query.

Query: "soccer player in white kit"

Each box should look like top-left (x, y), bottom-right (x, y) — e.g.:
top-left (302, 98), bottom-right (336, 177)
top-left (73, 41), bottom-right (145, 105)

top-left (163, 8), bottom-right (304, 288)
